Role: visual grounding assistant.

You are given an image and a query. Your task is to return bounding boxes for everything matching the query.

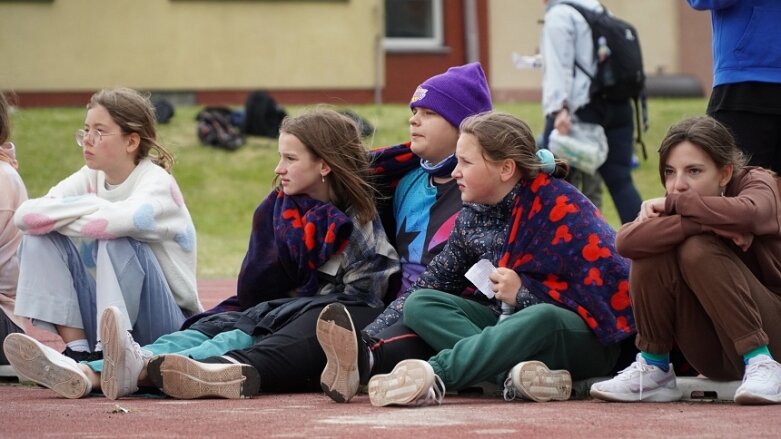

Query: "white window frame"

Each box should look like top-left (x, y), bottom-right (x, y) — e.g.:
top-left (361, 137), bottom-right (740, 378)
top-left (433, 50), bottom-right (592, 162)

top-left (384, 0), bottom-right (444, 51)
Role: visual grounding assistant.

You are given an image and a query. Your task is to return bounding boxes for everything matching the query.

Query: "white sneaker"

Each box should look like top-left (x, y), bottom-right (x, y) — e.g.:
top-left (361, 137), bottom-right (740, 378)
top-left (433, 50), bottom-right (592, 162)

top-left (146, 354), bottom-right (261, 399)
top-left (735, 355), bottom-right (781, 405)
top-left (503, 361), bottom-right (572, 402)
top-left (368, 359), bottom-right (445, 407)
top-left (2, 333), bottom-right (91, 399)
top-left (590, 353), bottom-right (682, 402)
top-left (100, 306), bottom-right (150, 400)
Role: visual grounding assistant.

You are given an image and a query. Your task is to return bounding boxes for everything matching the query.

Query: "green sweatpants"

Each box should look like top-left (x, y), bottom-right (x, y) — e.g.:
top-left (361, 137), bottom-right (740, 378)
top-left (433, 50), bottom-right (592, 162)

top-left (403, 289), bottom-right (620, 390)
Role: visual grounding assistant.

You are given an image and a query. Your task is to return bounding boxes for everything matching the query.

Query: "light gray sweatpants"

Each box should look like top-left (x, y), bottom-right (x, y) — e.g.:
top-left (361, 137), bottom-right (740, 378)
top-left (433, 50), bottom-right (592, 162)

top-left (14, 233), bottom-right (186, 350)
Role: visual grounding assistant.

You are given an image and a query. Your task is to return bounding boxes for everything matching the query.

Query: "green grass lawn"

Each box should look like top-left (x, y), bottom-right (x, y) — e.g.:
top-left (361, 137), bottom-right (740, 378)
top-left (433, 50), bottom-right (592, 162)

top-left (9, 98), bottom-right (708, 278)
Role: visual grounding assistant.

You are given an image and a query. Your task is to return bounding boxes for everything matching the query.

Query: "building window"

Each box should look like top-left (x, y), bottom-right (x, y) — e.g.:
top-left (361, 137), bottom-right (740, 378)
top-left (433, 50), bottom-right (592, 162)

top-left (384, 0), bottom-right (443, 51)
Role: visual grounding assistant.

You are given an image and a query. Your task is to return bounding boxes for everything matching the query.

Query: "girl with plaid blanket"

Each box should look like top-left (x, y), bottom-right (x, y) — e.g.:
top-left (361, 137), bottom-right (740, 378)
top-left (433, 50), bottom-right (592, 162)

top-left (4, 108), bottom-right (399, 400)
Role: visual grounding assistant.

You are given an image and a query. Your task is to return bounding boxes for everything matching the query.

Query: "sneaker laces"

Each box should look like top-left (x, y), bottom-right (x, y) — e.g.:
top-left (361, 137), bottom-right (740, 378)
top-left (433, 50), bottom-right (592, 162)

top-left (414, 375), bottom-right (446, 406)
top-left (125, 332), bottom-right (151, 360)
top-left (503, 376), bottom-right (517, 401)
top-left (743, 359), bottom-right (780, 383)
top-left (614, 360), bottom-right (654, 401)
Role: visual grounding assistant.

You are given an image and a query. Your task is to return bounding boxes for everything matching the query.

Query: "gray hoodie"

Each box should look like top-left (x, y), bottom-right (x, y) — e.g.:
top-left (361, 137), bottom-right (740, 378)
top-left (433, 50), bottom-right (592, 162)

top-left (541, 0), bottom-right (604, 116)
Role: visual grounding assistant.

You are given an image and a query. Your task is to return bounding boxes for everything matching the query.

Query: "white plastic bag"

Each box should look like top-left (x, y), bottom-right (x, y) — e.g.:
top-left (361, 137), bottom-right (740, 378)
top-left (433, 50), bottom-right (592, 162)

top-left (548, 120), bottom-right (608, 175)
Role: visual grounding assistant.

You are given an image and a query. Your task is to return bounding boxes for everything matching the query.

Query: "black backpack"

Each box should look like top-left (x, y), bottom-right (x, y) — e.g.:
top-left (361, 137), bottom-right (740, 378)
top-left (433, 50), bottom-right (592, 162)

top-left (338, 109), bottom-right (375, 138)
top-left (151, 97), bottom-right (175, 124)
top-left (563, 2), bottom-right (644, 101)
top-left (562, 2), bottom-right (648, 157)
top-left (243, 91), bottom-right (288, 138)
top-left (196, 107), bottom-right (244, 151)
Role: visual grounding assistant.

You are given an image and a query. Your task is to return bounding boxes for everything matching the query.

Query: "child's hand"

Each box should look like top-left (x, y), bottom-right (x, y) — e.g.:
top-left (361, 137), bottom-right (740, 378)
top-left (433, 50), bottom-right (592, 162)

top-left (637, 197), bottom-right (666, 222)
top-left (489, 267), bottom-right (521, 306)
top-left (703, 225), bottom-right (754, 251)
top-left (553, 109), bottom-right (571, 135)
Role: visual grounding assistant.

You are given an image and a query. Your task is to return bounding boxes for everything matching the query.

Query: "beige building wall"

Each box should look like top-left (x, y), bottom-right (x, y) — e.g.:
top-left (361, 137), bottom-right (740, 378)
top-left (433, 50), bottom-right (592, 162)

top-left (0, 0), bottom-right (382, 92)
top-left (489, 0), bottom-right (683, 101)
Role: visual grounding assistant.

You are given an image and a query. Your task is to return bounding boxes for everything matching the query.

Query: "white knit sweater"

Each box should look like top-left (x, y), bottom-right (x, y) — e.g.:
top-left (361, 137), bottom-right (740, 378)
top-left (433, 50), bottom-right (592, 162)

top-left (14, 158), bottom-right (202, 315)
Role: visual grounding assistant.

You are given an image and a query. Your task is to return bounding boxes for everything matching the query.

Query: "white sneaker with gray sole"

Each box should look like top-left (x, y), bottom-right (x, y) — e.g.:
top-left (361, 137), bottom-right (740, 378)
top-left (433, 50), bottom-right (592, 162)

top-left (100, 306), bottom-right (150, 400)
top-left (146, 354), bottom-right (260, 399)
top-left (3, 333), bottom-right (91, 399)
top-left (503, 361), bottom-right (572, 402)
top-left (368, 359), bottom-right (445, 407)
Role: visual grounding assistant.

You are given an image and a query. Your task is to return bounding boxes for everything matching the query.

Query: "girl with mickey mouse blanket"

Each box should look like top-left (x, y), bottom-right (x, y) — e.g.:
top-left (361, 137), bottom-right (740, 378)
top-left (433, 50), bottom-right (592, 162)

top-left (364, 112), bottom-right (634, 406)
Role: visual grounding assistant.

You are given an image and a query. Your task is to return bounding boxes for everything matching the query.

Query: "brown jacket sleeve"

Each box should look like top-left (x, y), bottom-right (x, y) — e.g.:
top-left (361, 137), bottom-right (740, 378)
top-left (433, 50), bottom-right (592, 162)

top-left (616, 168), bottom-right (780, 259)
top-left (615, 215), bottom-right (702, 259)
top-left (666, 168), bottom-right (781, 237)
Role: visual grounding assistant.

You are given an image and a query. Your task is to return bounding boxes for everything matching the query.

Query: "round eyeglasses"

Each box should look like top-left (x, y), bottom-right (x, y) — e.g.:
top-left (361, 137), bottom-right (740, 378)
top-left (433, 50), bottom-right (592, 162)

top-left (75, 129), bottom-right (120, 147)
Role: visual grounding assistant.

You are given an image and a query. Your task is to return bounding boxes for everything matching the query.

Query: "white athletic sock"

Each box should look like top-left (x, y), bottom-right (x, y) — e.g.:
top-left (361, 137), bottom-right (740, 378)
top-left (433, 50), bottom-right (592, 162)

top-left (66, 339), bottom-right (90, 352)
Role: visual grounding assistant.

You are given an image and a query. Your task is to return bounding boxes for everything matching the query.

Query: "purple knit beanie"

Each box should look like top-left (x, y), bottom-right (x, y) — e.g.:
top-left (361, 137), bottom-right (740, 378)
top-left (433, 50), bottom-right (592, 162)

top-left (409, 62), bottom-right (493, 129)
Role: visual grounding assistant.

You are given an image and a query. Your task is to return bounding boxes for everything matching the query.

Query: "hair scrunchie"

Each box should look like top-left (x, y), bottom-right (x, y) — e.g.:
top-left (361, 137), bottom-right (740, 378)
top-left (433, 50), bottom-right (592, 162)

top-left (536, 149), bottom-right (556, 175)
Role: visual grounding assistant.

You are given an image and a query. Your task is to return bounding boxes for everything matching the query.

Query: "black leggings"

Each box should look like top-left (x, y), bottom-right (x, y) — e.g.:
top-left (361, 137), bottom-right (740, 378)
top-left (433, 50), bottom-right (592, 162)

top-left (0, 312), bottom-right (24, 365)
top-left (205, 304), bottom-right (381, 393)
top-left (363, 320), bottom-right (436, 382)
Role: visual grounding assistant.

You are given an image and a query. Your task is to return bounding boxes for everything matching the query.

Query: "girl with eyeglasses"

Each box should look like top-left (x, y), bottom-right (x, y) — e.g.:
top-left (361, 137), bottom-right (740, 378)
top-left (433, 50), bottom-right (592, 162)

top-left (4, 108), bottom-right (399, 400)
top-left (0, 92), bottom-right (29, 367)
top-left (8, 87), bottom-right (200, 363)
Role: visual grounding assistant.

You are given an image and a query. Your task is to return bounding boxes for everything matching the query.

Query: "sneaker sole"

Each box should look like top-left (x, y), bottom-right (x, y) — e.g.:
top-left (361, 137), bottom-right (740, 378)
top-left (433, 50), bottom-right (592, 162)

top-left (316, 304), bottom-right (359, 403)
top-left (368, 359), bottom-right (434, 407)
top-left (512, 361), bottom-right (572, 402)
top-left (2, 333), bottom-right (89, 399)
top-left (590, 383), bottom-right (683, 402)
top-left (735, 390), bottom-right (781, 405)
top-left (100, 306), bottom-right (137, 400)
top-left (146, 355), bottom-right (260, 399)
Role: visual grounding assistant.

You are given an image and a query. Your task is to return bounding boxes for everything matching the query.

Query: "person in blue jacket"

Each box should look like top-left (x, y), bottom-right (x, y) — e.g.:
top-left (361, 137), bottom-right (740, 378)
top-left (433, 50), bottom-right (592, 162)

top-left (687, 0), bottom-right (781, 173)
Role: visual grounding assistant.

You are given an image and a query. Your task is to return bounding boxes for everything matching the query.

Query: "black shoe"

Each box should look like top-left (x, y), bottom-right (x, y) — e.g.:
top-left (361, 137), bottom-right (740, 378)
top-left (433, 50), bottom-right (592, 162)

top-left (357, 331), bottom-right (373, 385)
top-left (62, 347), bottom-right (103, 363)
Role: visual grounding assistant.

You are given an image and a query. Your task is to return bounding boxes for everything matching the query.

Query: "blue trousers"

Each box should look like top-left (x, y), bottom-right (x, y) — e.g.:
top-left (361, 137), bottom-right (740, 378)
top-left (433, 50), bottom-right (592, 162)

top-left (542, 99), bottom-right (642, 224)
top-left (15, 233), bottom-right (186, 349)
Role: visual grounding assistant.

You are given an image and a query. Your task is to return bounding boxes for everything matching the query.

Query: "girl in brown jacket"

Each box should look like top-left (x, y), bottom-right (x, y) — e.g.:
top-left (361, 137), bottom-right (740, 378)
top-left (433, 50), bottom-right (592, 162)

top-left (590, 116), bottom-right (781, 405)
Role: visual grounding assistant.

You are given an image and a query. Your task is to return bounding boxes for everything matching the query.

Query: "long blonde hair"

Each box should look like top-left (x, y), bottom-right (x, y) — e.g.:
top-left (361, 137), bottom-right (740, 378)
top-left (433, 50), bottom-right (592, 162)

top-left (276, 108), bottom-right (377, 224)
top-left (88, 88), bottom-right (175, 172)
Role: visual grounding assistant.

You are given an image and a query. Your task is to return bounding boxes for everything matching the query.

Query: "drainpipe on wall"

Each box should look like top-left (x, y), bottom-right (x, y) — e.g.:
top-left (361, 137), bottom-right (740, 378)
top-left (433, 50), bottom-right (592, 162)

top-left (374, 0), bottom-right (384, 106)
top-left (463, 0), bottom-right (479, 63)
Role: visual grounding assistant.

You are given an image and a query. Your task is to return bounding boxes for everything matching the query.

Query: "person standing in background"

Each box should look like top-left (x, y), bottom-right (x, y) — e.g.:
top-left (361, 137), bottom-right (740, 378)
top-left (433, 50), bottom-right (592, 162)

top-left (539, 0), bottom-right (642, 224)
top-left (687, 0), bottom-right (781, 174)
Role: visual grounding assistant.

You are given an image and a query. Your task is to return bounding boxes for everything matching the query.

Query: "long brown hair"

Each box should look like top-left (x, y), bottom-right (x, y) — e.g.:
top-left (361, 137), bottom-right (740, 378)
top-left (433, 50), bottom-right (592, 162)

top-left (276, 108), bottom-right (377, 224)
top-left (0, 92), bottom-right (15, 167)
top-left (87, 88), bottom-right (175, 172)
top-left (657, 116), bottom-right (748, 185)
top-left (0, 92), bottom-right (9, 146)
top-left (459, 112), bottom-right (568, 178)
